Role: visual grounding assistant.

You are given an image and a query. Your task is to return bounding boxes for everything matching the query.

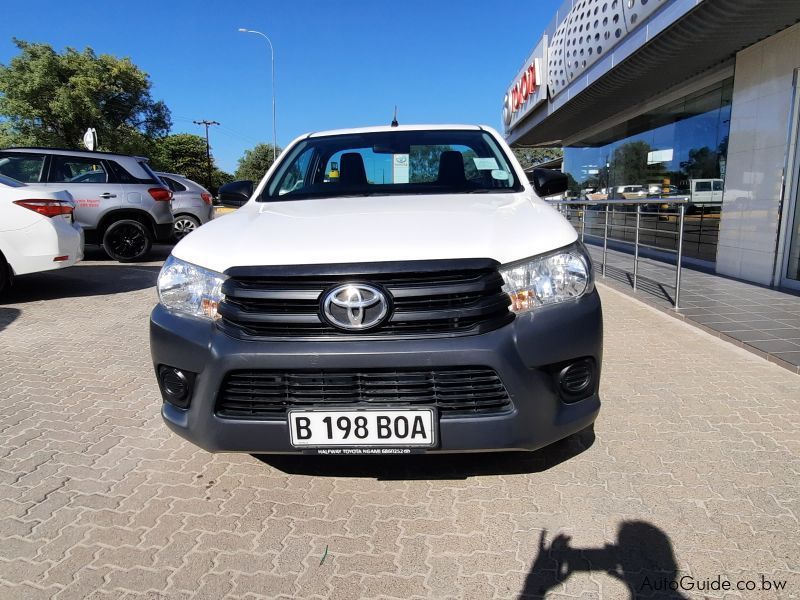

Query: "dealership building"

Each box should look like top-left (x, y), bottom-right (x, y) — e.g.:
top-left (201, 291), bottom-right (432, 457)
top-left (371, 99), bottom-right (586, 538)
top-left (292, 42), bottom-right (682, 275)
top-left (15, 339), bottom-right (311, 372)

top-left (503, 0), bottom-right (800, 290)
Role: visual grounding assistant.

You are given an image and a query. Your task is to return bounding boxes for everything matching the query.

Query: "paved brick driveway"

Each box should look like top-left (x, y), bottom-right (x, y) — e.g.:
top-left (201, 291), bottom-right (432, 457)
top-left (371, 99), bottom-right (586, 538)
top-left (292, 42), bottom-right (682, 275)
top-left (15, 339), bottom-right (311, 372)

top-left (1, 250), bottom-right (798, 599)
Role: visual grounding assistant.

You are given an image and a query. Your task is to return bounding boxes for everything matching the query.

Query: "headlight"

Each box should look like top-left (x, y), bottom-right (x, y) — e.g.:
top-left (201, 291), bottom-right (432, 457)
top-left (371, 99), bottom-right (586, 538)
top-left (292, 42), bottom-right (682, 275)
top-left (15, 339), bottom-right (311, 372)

top-left (157, 255), bottom-right (227, 320)
top-left (500, 244), bottom-right (592, 313)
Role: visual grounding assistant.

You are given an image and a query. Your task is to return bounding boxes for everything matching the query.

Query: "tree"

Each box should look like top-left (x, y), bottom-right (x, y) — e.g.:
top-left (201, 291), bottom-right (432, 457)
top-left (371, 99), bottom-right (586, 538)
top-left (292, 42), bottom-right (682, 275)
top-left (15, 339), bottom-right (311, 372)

top-left (608, 141), bottom-right (651, 190)
top-left (151, 133), bottom-right (212, 183)
top-left (511, 146), bottom-right (563, 170)
top-left (235, 143), bottom-right (282, 182)
top-left (409, 145), bottom-right (453, 183)
top-left (149, 133), bottom-right (234, 194)
top-left (0, 39), bottom-right (170, 154)
top-left (211, 169), bottom-right (235, 195)
top-left (680, 146), bottom-right (720, 179)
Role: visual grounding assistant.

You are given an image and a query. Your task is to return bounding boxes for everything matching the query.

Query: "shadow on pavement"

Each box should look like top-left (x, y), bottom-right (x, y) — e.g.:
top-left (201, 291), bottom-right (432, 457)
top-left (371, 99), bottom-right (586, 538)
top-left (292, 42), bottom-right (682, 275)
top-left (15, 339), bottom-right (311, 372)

top-left (255, 425), bottom-right (595, 480)
top-left (519, 522), bottom-right (687, 599)
top-left (601, 264), bottom-right (675, 304)
top-left (1, 263), bottom-right (162, 303)
top-left (0, 307), bottom-right (21, 333)
top-left (81, 244), bottom-right (173, 263)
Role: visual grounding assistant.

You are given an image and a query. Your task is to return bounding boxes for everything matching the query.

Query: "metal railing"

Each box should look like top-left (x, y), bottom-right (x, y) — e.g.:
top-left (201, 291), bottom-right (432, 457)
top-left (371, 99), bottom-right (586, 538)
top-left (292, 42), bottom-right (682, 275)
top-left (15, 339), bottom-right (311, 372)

top-left (548, 197), bottom-right (687, 309)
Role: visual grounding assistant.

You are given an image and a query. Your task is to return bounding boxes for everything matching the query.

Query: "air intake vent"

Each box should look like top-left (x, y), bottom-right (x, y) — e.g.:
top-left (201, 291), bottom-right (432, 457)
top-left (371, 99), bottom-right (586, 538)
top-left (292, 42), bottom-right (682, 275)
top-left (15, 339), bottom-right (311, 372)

top-left (215, 367), bottom-right (513, 420)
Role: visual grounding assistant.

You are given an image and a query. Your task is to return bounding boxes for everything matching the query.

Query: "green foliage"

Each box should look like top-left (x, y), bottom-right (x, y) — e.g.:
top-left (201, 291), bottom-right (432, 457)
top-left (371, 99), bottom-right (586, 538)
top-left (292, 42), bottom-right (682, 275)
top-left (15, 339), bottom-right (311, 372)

top-left (150, 133), bottom-right (234, 193)
top-left (409, 145), bottom-right (452, 183)
top-left (680, 146), bottom-right (720, 179)
top-left (150, 133), bottom-right (211, 183)
top-left (511, 146), bottom-right (563, 170)
top-left (211, 169), bottom-right (235, 194)
top-left (564, 172), bottom-right (581, 198)
top-left (235, 143), bottom-right (281, 182)
top-left (0, 39), bottom-right (170, 154)
top-left (407, 146), bottom-right (481, 183)
top-left (609, 141), bottom-right (651, 187)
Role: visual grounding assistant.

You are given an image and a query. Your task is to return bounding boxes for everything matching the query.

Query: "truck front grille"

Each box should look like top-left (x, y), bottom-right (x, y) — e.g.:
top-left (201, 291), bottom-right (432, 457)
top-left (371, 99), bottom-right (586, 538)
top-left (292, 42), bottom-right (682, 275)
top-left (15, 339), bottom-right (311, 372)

top-left (217, 259), bottom-right (514, 340)
top-left (215, 367), bottom-right (513, 420)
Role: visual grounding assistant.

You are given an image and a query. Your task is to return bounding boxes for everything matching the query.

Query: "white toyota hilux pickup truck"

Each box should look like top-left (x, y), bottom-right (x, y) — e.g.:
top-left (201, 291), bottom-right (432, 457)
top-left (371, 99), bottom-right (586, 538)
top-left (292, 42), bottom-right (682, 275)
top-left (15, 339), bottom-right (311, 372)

top-left (150, 124), bottom-right (602, 455)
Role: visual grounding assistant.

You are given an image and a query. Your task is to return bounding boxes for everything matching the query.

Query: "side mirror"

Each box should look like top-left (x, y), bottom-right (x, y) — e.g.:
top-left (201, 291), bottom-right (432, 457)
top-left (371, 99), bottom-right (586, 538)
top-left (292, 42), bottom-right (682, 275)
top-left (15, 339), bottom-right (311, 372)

top-left (218, 180), bottom-right (254, 207)
top-left (529, 168), bottom-right (568, 197)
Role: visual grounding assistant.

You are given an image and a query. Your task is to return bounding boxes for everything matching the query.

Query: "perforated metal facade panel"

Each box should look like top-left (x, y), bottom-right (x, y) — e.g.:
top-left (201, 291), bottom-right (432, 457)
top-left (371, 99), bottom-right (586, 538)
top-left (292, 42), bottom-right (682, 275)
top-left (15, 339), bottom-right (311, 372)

top-left (547, 0), bottom-right (669, 99)
top-left (505, 0), bottom-right (800, 146)
top-left (548, 0), bottom-right (629, 97)
top-left (623, 0), bottom-right (670, 29)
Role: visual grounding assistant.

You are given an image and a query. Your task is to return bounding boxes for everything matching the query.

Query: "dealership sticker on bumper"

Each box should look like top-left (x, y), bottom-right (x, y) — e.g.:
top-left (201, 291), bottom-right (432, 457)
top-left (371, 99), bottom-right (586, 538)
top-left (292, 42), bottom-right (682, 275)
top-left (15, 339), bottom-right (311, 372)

top-left (288, 408), bottom-right (436, 448)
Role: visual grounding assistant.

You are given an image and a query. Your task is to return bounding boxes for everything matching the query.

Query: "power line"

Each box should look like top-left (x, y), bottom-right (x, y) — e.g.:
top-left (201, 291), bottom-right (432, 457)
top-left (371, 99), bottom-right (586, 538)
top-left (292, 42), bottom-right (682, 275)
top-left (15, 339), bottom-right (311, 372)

top-left (193, 120), bottom-right (220, 191)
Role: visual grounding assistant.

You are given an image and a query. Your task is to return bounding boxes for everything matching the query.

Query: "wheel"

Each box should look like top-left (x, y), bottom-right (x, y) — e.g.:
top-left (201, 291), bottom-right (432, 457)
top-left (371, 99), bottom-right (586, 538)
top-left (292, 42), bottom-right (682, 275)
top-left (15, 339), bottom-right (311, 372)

top-left (102, 219), bottom-right (152, 262)
top-left (173, 215), bottom-right (201, 240)
top-left (0, 253), bottom-right (9, 296)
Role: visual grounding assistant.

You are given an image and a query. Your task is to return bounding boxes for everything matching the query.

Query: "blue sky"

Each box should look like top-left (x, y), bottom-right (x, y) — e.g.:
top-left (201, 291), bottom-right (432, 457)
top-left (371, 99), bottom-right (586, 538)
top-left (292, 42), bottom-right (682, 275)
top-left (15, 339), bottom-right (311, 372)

top-left (0, 0), bottom-right (562, 173)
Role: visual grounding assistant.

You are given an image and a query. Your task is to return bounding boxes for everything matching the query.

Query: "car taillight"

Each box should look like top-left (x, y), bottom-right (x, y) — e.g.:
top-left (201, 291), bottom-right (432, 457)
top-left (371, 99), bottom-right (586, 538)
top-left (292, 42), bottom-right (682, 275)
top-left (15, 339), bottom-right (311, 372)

top-left (201, 192), bottom-right (213, 205)
top-left (148, 187), bottom-right (173, 202)
top-left (13, 199), bottom-right (74, 218)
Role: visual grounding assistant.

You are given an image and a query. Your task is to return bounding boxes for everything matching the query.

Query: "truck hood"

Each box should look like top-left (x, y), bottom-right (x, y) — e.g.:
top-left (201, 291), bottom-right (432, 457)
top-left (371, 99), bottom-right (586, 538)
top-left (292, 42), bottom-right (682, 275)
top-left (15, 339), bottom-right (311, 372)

top-left (173, 193), bottom-right (578, 273)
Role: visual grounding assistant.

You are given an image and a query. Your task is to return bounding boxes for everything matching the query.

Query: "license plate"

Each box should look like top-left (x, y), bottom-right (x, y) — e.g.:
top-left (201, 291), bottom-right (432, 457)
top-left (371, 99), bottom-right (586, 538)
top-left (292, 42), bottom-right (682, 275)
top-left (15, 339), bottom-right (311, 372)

top-left (288, 408), bottom-right (436, 448)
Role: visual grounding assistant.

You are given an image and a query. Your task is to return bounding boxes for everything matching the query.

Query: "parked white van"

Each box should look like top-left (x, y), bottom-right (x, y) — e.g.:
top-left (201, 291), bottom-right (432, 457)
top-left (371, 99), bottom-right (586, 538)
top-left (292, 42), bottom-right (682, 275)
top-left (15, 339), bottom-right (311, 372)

top-left (689, 178), bottom-right (724, 207)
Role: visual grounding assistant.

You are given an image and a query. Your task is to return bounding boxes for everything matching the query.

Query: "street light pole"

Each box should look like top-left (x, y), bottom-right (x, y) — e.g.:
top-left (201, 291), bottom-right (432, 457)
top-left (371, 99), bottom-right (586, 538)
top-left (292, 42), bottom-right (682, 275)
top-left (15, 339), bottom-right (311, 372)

top-left (238, 28), bottom-right (277, 164)
top-left (193, 119), bottom-right (219, 191)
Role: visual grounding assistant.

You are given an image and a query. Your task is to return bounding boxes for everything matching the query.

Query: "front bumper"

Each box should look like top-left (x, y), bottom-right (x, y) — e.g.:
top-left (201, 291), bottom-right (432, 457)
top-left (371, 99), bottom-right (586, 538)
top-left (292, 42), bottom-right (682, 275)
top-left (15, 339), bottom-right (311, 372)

top-left (150, 290), bottom-right (602, 453)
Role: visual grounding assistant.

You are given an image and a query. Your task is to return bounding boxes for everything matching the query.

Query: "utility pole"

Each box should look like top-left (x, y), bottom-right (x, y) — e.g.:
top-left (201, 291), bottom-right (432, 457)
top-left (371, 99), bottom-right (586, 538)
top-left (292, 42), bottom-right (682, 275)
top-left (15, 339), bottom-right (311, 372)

top-left (194, 119), bottom-right (219, 191)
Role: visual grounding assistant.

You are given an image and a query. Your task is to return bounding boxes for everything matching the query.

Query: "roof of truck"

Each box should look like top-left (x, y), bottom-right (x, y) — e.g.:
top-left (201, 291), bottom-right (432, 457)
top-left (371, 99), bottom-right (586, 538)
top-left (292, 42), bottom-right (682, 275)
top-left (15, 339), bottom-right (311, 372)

top-left (306, 124), bottom-right (486, 138)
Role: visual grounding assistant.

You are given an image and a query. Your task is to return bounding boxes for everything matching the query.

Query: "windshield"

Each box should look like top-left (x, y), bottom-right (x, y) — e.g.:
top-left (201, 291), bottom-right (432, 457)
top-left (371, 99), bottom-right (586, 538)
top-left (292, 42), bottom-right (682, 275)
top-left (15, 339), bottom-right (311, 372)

top-left (262, 129), bottom-right (522, 201)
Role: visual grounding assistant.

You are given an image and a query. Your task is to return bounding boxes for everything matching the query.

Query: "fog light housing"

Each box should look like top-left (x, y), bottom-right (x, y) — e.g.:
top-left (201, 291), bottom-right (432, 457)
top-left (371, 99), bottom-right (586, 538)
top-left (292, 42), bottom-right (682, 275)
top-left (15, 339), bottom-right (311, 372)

top-left (556, 359), bottom-right (595, 402)
top-left (157, 365), bottom-right (195, 409)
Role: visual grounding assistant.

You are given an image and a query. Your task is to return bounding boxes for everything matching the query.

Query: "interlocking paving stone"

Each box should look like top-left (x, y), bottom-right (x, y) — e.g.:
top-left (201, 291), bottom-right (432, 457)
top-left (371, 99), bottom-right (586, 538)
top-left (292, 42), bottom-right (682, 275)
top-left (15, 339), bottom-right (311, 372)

top-left (0, 251), bottom-right (799, 599)
top-left (585, 244), bottom-right (800, 374)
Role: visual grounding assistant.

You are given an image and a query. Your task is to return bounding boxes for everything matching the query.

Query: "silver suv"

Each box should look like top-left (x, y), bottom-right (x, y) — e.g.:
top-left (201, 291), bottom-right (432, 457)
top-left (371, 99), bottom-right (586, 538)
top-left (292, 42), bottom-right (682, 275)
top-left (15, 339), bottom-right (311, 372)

top-left (156, 172), bottom-right (214, 239)
top-left (0, 147), bottom-right (174, 261)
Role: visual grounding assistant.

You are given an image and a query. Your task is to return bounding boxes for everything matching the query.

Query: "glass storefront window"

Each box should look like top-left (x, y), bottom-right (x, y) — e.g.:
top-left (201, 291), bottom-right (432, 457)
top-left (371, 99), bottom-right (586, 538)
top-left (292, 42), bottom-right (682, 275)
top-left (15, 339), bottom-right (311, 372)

top-left (563, 78), bottom-right (733, 263)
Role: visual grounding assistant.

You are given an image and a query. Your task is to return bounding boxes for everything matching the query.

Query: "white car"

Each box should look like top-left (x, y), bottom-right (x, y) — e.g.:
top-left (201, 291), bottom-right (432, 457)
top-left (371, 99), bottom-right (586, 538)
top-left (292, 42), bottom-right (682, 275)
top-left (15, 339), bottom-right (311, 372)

top-left (151, 124), bottom-right (601, 456)
top-left (0, 174), bottom-right (84, 294)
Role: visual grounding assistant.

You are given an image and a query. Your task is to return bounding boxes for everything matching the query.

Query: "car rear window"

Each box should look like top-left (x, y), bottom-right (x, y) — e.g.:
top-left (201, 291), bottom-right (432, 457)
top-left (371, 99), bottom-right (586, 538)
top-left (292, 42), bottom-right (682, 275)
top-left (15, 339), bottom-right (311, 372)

top-left (138, 160), bottom-right (162, 183)
top-left (50, 155), bottom-right (109, 183)
top-left (0, 152), bottom-right (46, 183)
top-left (0, 173), bottom-right (24, 187)
top-left (160, 176), bottom-right (187, 192)
top-left (107, 159), bottom-right (158, 184)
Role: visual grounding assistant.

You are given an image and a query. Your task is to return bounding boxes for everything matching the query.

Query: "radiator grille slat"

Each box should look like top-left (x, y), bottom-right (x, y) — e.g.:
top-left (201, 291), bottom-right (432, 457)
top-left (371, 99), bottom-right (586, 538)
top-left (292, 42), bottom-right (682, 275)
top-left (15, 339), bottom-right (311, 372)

top-left (217, 261), bottom-right (513, 340)
top-left (215, 367), bottom-right (512, 420)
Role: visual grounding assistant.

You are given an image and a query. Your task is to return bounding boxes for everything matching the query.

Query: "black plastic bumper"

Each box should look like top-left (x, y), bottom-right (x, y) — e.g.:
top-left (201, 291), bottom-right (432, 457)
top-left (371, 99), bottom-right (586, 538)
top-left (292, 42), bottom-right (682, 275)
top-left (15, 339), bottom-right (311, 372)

top-left (153, 222), bottom-right (174, 243)
top-left (149, 290), bottom-right (603, 453)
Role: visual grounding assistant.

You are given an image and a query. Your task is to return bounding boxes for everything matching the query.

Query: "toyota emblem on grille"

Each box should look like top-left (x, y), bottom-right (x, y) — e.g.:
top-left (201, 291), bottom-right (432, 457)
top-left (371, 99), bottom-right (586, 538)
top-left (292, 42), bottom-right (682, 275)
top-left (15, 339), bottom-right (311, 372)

top-left (322, 283), bottom-right (389, 331)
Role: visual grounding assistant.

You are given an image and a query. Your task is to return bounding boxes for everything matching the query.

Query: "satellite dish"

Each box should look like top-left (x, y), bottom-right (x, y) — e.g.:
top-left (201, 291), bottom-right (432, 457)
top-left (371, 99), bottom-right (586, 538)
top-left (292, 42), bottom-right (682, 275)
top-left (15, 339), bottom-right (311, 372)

top-left (83, 128), bottom-right (98, 151)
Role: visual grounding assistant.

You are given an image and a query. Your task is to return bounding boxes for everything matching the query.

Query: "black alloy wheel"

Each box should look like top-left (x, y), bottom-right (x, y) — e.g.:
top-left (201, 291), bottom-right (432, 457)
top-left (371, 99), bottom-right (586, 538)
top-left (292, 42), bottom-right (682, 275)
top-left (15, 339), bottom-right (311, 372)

top-left (102, 219), bottom-right (153, 262)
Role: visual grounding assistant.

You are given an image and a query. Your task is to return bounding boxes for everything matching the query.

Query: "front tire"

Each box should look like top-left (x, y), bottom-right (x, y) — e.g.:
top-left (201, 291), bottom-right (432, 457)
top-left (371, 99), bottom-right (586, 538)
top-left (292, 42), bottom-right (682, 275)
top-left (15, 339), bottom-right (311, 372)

top-left (173, 215), bottom-right (200, 240)
top-left (102, 219), bottom-right (152, 262)
top-left (0, 253), bottom-right (9, 296)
